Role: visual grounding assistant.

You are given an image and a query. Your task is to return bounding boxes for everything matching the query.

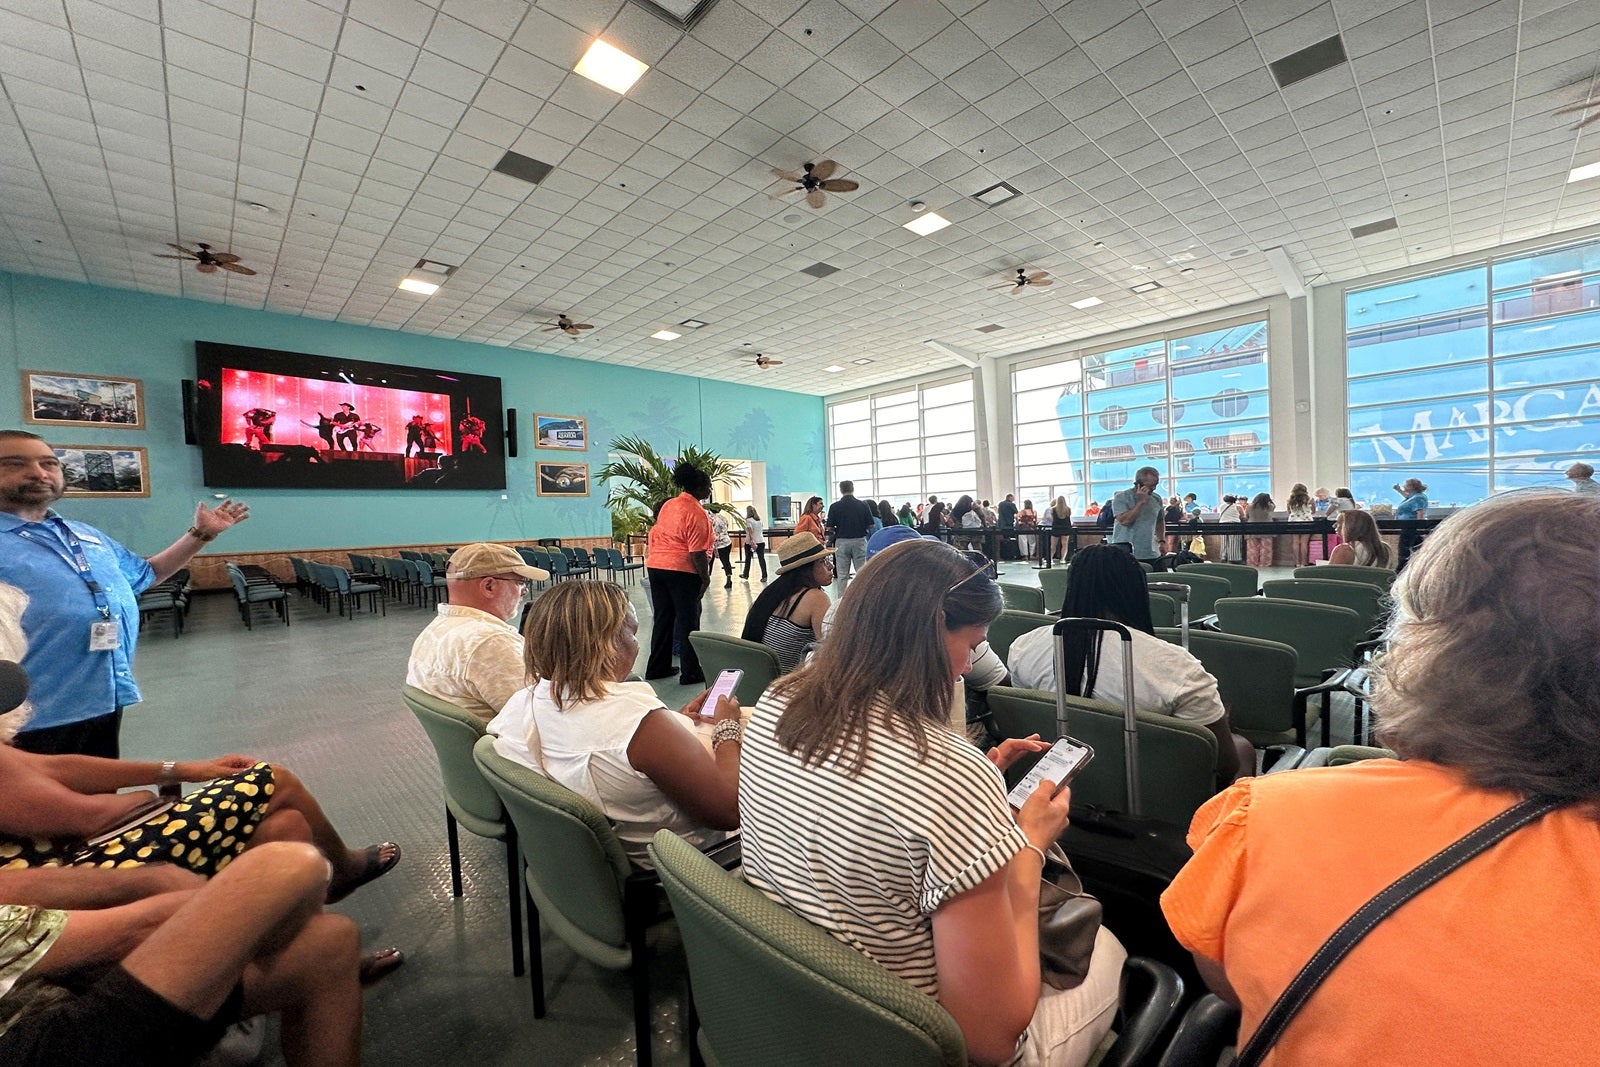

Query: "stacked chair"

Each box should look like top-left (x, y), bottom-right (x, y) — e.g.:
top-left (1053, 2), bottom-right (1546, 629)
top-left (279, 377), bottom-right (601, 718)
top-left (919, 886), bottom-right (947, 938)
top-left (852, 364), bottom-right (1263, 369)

top-left (224, 562), bottom-right (288, 630)
top-left (137, 568), bottom-right (191, 638)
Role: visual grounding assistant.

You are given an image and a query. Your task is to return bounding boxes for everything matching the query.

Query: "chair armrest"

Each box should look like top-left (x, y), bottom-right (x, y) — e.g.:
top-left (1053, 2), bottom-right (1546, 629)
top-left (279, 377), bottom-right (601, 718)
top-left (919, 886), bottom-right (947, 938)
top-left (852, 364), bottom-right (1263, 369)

top-left (1260, 744), bottom-right (1309, 773)
top-left (1155, 995), bottom-right (1240, 1067)
top-left (699, 833), bottom-right (742, 871)
top-left (1101, 956), bottom-right (1185, 1067)
top-left (1192, 614), bottom-right (1219, 630)
top-left (1354, 637), bottom-right (1385, 659)
top-left (1296, 747), bottom-right (1337, 768)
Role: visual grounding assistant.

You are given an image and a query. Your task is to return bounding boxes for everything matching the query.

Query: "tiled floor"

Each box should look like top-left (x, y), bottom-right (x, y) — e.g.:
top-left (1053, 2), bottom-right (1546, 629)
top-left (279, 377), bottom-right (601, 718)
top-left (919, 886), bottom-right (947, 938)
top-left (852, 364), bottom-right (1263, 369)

top-left (128, 558), bottom-right (1332, 1065)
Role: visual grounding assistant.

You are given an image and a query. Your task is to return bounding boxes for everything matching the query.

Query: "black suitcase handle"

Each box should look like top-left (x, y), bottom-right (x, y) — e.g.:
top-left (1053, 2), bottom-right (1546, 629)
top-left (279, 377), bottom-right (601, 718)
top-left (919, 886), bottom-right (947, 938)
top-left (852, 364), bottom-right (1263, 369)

top-left (1053, 618), bottom-right (1142, 815)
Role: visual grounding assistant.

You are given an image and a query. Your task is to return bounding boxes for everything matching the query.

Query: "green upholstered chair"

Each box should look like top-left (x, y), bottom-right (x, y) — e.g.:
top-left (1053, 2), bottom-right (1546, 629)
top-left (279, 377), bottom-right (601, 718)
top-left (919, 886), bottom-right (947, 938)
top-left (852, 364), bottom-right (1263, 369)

top-left (998, 581), bottom-right (1047, 613)
top-left (689, 631), bottom-right (783, 704)
top-left (1156, 628), bottom-right (1311, 748)
top-left (1175, 562), bottom-right (1258, 598)
top-left (1147, 591), bottom-right (1178, 628)
top-left (1038, 566), bottom-right (1069, 612)
top-left (473, 738), bottom-right (675, 1066)
top-left (1213, 597), bottom-right (1365, 747)
top-left (401, 686), bottom-right (523, 978)
top-left (1263, 578), bottom-right (1389, 649)
top-left (225, 563), bottom-right (288, 629)
top-left (986, 609), bottom-right (1054, 667)
top-left (1291, 564), bottom-right (1397, 591)
top-left (1298, 744), bottom-right (1395, 767)
top-left (649, 830), bottom-right (1188, 1067)
top-left (1144, 571), bottom-right (1230, 619)
top-left (985, 686), bottom-right (1218, 827)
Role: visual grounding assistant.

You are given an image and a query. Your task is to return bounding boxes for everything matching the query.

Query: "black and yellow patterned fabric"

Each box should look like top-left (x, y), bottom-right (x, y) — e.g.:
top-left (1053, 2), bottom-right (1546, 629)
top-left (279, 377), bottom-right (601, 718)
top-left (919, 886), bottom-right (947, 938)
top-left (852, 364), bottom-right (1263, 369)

top-left (0, 763), bottom-right (274, 878)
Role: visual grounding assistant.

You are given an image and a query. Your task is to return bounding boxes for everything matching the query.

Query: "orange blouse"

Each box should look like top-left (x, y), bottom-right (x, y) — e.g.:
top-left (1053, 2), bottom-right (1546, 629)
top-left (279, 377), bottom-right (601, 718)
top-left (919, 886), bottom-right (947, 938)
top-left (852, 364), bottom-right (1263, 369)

top-left (794, 512), bottom-right (824, 538)
top-left (646, 493), bottom-right (713, 573)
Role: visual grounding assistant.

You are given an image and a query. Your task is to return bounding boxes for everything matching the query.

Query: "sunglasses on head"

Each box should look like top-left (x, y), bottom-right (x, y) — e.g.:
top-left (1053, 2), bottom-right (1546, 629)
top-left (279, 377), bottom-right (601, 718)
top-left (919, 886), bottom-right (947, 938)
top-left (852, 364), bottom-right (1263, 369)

top-left (948, 549), bottom-right (997, 592)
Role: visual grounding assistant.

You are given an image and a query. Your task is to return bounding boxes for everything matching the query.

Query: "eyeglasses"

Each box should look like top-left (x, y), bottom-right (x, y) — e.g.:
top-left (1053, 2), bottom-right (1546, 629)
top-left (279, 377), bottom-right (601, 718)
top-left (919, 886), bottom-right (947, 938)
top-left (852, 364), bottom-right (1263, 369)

top-left (948, 550), bottom-right (993, 592)
top-left (488, 575), bottom-right (531, 589)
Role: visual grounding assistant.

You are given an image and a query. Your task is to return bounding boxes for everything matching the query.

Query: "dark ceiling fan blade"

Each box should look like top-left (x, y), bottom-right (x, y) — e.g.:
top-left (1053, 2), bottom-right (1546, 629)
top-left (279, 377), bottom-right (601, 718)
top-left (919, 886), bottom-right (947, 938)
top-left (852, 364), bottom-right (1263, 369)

top-left (805, 188), bottom-right (826, 209)
top-left (771, 167), bottom-right (803, 182)
top-left (209, 252), bottom-right (241, 263)
top-left (219, 262), bottom-right (256, 275)
top-left (1008, 283), bottom-right (1025, 295)
top-left (1025, 272), bottom-right (1051, 284)
top-left (195, 262), bottom-right (217, 273)
top-left (571, 323), bottom-right (593, 330)
top-left (155, 253), bottom-right (195, 260)
top-left (809, 160), bottom-right (838, 180)
top-left (819, 179), bottom-right (859, 192)
top-left (1552, 100), bottom-right (1599, 114)
top-left (769, 186), bottom-right (803, 199)
top-left (1030, 277), bottom-right (1054, 287)
top-left (167, 242), bottom-right (197, 255)
top-left (562, 328), bottom-right (580, 336)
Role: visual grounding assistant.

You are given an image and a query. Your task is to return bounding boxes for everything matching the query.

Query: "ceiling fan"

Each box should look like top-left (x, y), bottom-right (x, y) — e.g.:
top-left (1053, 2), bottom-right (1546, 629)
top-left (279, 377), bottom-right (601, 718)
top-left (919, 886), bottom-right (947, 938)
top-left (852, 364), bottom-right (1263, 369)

top-left (769, 160), bottom-right (860, 209)
top-left (992, 268), bottom-right (1053, 295)
top-left (155, 242), bottom-right (256, 275)
top-left (541, 314), bottom-right (594, 337)
top-left (1554, 93), bottom-right (1600, 129)
top-left (750, 354), bottom-right (784, 369)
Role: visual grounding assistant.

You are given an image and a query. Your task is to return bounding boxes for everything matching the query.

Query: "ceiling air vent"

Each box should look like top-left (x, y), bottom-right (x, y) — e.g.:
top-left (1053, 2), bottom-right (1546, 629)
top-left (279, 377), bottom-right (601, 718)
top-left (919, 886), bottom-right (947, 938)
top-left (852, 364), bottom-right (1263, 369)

top-left (975, 324), bottom-right (1004, 333)
top-left (799, 262), bottom-right (840, 278)
top-left (1350, 217), bottom-right (1399, 239)
top-left (1269, 35), bottom-right (1348, 89)
top-left (493, 150), bottom-right (554, 186)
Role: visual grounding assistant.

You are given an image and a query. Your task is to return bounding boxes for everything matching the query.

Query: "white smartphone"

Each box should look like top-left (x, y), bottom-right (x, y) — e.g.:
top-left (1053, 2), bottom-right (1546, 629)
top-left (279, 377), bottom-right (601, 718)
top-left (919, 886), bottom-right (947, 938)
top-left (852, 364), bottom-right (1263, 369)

top-left (1007, 736), bottom-right (1095, 808)
top-left (701, 669), bottom-right (743, 718)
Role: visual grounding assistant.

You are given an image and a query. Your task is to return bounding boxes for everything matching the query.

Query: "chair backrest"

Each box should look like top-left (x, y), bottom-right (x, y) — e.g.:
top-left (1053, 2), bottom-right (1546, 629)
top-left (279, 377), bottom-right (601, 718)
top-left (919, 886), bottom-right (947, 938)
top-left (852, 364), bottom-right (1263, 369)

top-left (1176, 562), bottom-right (1258, 597)
top-left (560, 547), bottom-right (578, 561)
top-left (401, 686), bottom-right (505, 827)
top-left (687, 631), bottom-right (782, 706)
top-left (1145, 571), bottom-right (1230, 617)
top-left (997, 582), bottom-right (1046, 613)
top-left (986, 610), bottom-right (1054, 666)
top-left (516, 546), bottom-right (542, 568)
top-left (473, 737), bottom-right (634, 965)
top-left (1158, 628), bottom-right (1300, 744)
top-left (348, 553), bottom-right (367, 572)
top-left (1291, 564), bottom-right (1396, 591)
top-left (227, 566), bottom-right (248, 599)
top-left (413, 558), bottom-right (436, 585)
top-left (1213, 597), bottom-right (1362, 687)
top-left (289, 556), bottom-right (310, 582)
top-left (545, 552), bottom-right (571, 577)
top-left (400, 549), bottom-right (421, 561)
top-left (1263, 578), bottom-right (1386, 632)
top-left (648, 830), bottom-right (967, 1067)
top-left (1037, 567), bottom-right (1069, 612)
top-left (330, 565), bottom-right (353, 593)
top-left (985, 686), bottom-right (1218, 826)
top-left (1147, 591), bottom-right (1177, 628)
top-left (587, 548), bottom-right (611, 573)
top-left (572, 547), bottom-right (592, 565)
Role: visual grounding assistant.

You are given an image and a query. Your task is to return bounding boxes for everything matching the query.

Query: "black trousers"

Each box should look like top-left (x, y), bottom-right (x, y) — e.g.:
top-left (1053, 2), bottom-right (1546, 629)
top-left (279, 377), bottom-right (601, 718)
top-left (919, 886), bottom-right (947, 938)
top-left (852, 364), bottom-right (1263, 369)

top-left (716, 545), bottom-right (733, 576)
top-left (13, 708), bottom-right (123, 759)
top-left (1396, 524), bottom-right (1423, 570)
top-left (646, 569), bottom-right (705, 683)
top-left (742, 544), bottom-right (767, 579)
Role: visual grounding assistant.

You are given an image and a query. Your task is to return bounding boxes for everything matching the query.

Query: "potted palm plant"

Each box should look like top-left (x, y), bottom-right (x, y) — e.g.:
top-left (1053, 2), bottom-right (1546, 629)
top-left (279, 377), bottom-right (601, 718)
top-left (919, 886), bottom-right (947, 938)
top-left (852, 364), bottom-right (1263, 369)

top-left (598, 436), bottom-right (744, 556)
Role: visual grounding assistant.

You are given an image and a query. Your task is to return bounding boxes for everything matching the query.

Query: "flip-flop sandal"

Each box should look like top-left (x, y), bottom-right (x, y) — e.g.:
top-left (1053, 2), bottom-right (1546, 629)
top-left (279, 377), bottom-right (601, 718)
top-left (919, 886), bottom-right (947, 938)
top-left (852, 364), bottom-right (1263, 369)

top-left (359, 946), bottom-right (404, 985)
top-left (328, 842), bottom-right (402, 903)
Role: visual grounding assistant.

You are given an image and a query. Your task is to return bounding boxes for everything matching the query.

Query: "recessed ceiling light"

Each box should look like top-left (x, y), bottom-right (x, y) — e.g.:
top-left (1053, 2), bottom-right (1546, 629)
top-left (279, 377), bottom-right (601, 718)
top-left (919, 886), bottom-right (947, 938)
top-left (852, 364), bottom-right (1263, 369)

top-left (851, 358), bottom-right (874, 365)
top-left (1130, 281), bottom-right (1163, 294)
top-left (1180, 267), bottom-right (1195, 275)
top-left (651, 329), bottom-right (681, 340)
top-left (1568, 160), bottom-right (1600, 183)
top-left (398, 258), bottom-right (454, 296)
top-left (973, 181), bottom-right (1021, 206)
top-left (825, 365), bottom-right (844, 373)
top-left (574, 39), bottom-right (648, 94)
top-left (903, 212), bottom-right (951, 236)
top-left (398, 278), bottom-right (439, 295)
top-left (242, 201), bottom-right (272, 213)
top-left (679, 318), bottom-right (709, 328)
top-left (1070, 296), bottom-right (1103, 309)
top-left (1091, 241), bottom-right (1106, 250)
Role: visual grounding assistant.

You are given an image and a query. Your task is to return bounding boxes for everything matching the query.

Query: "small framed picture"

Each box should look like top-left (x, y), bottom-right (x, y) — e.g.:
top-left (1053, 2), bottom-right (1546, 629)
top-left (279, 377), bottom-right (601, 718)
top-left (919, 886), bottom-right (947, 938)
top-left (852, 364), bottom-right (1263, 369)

top-left (534, 414), bottom-right (587, 451)
top-left (54, 445), bottom-right (151, 498)
top-left (23, 371), bottom-right (145, 429)
top-left (535, 461), bottom-right (589, 497)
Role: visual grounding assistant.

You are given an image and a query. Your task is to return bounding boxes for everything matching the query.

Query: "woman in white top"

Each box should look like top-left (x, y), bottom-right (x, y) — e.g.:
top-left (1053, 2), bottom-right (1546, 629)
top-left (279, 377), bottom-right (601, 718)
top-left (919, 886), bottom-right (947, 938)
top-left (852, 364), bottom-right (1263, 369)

top-left (1285, 483), bottom-right (1314, 565)
top-left (512, 581), bottom-right (741, 866)
top-left (1216, 494), bottom-right (1244, 563)
top-left (741, 505), bottom-right (767, 581)
top-left (739, 540), bottom-right (1125, 1067)
top-left (1328, 508), bottom-right (1395, 569)
top-left (1007, 544), bottom-right (1252, 784)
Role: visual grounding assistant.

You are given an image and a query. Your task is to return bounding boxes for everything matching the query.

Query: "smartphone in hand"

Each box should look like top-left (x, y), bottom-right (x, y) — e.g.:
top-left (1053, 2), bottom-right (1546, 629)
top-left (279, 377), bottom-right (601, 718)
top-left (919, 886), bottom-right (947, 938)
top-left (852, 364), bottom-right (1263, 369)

top-left (1007, 736), bottom-right (1094, 808)
top-left (701, 669), bottom-right (743, 718)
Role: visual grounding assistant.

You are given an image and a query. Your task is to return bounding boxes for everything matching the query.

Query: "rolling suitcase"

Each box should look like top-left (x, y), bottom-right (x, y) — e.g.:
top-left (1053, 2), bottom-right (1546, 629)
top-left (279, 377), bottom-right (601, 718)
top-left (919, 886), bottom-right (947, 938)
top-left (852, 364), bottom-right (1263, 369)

top-left (1052, 617), bottom-right (1201, 992)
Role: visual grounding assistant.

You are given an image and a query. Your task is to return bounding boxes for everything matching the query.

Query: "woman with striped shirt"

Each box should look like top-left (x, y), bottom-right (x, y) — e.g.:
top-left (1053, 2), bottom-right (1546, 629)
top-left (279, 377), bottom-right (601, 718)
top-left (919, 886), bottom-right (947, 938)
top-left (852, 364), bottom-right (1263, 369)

top-left (740, 533), bottom-right (833, 672)
top-left (738, 540), bottom-right (1125, 1066)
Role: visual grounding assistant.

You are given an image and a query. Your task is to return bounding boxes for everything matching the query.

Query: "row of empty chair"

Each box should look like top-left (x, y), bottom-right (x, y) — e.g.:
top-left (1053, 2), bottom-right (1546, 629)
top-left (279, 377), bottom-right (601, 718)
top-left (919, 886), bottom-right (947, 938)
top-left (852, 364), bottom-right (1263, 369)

top-left (287, 557), bottom-right (386, 619)
top-left (516, 545), bottom-right (643, 584)
top-left (136, 568), bottom-right (192, 638)
top-left (225, 562), bottom-right (289, 630)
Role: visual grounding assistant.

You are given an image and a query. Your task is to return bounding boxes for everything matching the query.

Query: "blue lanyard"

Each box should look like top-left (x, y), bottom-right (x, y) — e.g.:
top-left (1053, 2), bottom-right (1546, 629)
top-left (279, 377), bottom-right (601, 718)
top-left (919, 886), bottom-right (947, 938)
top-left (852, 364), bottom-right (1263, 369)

top-left (14, 518), bottom-right (113, 619)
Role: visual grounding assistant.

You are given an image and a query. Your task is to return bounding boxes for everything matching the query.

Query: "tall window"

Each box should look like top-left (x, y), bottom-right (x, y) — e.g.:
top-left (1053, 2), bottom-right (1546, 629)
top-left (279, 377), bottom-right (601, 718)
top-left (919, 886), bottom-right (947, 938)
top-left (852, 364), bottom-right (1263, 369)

top-left (1345, 236), bottom-right (1600, 507)
top-left (827, 376), bottom-right (975, 507)
top-left (1013, 318), bottom-right (1271, 511)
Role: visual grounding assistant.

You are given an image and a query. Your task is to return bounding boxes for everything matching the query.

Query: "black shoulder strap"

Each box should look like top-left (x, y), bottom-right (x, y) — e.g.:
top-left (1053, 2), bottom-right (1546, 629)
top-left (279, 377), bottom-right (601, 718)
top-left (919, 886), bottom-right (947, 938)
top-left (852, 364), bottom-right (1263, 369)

top-left (1233, 794), bottom-right (1561, 1067)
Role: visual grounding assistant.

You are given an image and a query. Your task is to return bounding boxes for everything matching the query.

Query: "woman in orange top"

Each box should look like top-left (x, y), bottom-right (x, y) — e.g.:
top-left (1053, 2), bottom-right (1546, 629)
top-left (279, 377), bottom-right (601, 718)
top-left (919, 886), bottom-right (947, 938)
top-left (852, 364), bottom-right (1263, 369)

top-left (644, 461), bottom-right (715, 685)
top-left (1161, 490), bottom-right (1600, 1065)
top-left (793, 495), bottom-right (824, 539)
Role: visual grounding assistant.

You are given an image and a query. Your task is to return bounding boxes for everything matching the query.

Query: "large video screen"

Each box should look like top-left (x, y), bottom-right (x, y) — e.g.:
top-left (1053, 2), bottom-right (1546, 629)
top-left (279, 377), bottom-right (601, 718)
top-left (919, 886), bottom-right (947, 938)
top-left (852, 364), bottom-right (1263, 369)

top-left (194, 341), bottom-right (506, 490)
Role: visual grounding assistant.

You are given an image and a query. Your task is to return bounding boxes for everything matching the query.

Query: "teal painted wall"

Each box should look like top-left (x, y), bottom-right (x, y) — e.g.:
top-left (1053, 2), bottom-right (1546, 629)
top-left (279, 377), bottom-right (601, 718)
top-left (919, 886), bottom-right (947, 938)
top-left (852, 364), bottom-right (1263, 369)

top-left (0, 273), bottom-right (824, 553)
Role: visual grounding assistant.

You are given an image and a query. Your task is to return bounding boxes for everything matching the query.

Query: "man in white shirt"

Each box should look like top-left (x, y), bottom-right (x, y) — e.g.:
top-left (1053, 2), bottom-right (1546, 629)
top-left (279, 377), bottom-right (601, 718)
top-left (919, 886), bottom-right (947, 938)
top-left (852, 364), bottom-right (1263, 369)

top-left (405, 543), bottom-right (546, 724)
top-left (1109, 466), bottom-right (1165, 565)
top-left (1566, 462), bottom-right (1599, 494)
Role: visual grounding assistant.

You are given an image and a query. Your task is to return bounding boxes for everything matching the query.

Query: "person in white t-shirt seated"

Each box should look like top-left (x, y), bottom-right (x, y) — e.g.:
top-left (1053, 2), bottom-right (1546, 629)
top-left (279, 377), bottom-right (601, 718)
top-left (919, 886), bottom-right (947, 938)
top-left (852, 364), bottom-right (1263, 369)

top-left (491, 581), bottom-right (739, 867)
top-left (1007, 544), bottom-right (1252, 784)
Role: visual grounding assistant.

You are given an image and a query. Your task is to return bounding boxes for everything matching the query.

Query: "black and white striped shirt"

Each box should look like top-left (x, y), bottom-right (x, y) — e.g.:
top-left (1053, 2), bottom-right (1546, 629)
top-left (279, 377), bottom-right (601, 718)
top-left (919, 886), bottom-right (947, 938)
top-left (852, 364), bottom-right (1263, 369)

top-left (738, 693), bottom-right (1027, 996)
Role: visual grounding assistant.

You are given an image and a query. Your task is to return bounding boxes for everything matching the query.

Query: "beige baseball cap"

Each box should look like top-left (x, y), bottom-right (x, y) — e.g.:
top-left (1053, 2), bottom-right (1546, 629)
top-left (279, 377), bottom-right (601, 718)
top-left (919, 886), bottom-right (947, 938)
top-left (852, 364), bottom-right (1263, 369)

top-left (445, 542), bottom-right (549, 582)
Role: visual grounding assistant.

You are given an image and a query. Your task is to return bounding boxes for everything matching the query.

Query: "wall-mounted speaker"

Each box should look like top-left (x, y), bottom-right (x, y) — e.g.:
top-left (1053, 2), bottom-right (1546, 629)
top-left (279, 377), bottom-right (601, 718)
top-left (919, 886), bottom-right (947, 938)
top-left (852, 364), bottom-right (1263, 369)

top-left (181, 380), bottom-right (198, 445)
top-left (505, 407), bottom-right (518, 458)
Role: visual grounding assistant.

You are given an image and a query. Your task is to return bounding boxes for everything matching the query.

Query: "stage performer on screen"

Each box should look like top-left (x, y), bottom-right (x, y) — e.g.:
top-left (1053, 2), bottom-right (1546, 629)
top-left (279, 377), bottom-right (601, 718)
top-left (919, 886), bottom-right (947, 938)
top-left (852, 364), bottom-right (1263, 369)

top-left (299, 413), bottom-right (336, 451)
top-left (332, 403), bottom-right (360, 451)
top-left (405, 415), bottom-right (427, 457)
top-left (241, 408), bottom-right (276, 450)
top-left (420, 422), bottom-right (440, 453)
top-left (356, 421), bottom-right (382, 452)
top-left (457, 415), bottom-right (486, 454)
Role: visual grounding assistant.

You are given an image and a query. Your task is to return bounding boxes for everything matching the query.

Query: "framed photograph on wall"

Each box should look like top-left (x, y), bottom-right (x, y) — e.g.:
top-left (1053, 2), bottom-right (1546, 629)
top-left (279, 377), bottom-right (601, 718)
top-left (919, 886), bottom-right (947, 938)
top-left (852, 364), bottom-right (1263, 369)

top-left (54, 445), bottom-right (151, 498)
top-left (23, 371), bottom-right (145, 428)
top-left (534, 414), bottom-right (587, 451)
top-left (535, 461), bottom-right (589, 497)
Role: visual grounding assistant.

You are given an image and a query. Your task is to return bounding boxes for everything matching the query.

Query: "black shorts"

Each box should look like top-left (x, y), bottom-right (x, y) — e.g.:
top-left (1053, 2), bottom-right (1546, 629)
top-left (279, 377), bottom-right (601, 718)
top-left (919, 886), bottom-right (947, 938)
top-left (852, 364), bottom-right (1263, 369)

top-left (0, 964), bottom-right (240, 1067)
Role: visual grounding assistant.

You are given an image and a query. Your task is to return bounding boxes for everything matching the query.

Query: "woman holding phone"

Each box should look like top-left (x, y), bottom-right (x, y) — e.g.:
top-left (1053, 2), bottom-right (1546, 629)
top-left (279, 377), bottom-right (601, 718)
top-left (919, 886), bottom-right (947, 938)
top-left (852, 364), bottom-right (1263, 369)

top-left (510, 581), bottom-right (740, 867)
top-left (738, 540), bottom-right (1126, 1066)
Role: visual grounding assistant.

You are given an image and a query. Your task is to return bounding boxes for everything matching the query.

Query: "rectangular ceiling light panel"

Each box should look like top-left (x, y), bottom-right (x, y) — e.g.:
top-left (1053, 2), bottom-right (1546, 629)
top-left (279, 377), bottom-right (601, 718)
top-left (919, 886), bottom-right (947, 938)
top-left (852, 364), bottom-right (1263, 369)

top-left (574, 40), bottom-right (649, 94)
top-left (903, 212), bottom-right (952, 236)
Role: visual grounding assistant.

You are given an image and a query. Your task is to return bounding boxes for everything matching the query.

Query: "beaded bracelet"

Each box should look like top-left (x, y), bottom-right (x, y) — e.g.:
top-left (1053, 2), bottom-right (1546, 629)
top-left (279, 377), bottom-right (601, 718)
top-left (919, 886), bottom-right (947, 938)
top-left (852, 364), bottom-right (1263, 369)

top-left (711, 719), bottom-right (743, 750)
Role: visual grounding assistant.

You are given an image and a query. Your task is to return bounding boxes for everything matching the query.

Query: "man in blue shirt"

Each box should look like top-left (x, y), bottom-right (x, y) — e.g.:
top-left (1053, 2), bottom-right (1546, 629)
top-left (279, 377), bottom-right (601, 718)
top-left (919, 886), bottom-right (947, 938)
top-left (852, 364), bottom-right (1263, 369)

top-left (0, 430), bottom-right (250, 757)
top-left (1109, 466), bottom-right (1165, 565)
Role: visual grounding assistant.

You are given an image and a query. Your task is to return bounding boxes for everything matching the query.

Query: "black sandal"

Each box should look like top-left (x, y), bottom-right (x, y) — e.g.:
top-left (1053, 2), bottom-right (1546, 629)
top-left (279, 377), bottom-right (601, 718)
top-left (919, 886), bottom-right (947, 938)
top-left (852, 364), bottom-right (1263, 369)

top-left (328, 842), bottom-right (401, 903)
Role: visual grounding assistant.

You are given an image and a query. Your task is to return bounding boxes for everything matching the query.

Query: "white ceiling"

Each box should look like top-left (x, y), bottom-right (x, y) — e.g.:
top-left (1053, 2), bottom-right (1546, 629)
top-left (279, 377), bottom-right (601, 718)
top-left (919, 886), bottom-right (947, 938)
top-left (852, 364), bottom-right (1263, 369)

top-left (2, 0), bottom-right (1599, 395)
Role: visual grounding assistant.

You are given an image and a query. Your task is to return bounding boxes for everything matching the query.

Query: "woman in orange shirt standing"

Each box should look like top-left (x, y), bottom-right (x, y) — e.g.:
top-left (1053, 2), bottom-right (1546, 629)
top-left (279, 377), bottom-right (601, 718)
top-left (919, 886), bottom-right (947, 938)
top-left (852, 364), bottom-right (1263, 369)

top-left (1161, 490), bottom-right (1600, 1064)
top-left (644, 461), bottom-right (715, 685)
top-left (792, 495), bottom-right (825, 539)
